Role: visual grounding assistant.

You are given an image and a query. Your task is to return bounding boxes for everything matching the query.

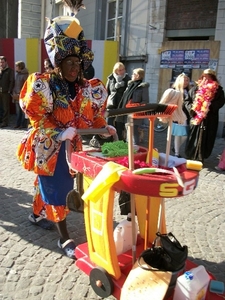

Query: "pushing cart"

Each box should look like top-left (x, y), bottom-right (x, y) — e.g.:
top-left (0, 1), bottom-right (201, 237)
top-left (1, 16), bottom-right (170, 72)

top-left (67, 103), bottom-right (220, 300)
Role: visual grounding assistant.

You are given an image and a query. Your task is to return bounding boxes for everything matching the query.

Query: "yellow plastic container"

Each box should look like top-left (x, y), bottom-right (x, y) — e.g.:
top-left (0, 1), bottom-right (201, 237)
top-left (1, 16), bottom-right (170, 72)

top-left (82, 161), bottom-right (127, 203)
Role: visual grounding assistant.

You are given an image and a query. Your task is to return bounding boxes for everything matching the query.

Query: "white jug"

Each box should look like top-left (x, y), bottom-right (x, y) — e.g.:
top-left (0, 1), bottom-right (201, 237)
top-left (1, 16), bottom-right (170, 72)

top-left (113, 213), bottom-right (138, 255)
top-left (173, 265), bottom-right (210, 300)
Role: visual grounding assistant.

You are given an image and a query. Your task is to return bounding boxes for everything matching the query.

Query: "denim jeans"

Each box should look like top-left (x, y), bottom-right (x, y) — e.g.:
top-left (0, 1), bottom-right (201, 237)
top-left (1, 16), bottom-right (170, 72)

top-left (15, 101), bottom-right (26, 127)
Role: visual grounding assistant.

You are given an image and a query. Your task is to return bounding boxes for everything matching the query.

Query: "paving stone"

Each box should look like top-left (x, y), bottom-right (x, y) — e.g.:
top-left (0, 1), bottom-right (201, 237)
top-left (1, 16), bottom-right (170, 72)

top-left (0, 116), bottom-right (225, 299)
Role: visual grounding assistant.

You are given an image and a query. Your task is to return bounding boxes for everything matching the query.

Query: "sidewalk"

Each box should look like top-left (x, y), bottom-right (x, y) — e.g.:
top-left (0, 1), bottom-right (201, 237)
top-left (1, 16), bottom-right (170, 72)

top-left (0, 115), bottom-right (225, 299)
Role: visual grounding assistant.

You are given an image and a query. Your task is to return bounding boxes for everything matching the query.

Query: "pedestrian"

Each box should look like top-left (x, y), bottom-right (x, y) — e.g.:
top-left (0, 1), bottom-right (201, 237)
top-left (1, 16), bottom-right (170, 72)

top-left (159, 88), bottom-right (187, 157)
top-left (12, 61), bottom-right (29, 129)
top-left (170, 73), bottom-right (191, 157)
top-left (43, 58), bottom-right (54, 73)
top-left (89, 61), bottom-right (130, 148)
top-left (116, 68), bottom-right (149, 145)
top-left (215, 148), bottom-right (225, 171)
top-left (105, 62), bottom-right (131, 141)
top-left (0, 56), bottom-right (14, 128)
top-left (185, 69), bottom-right (225, 162)
top-left (16, 17), bottom-right (116, 259)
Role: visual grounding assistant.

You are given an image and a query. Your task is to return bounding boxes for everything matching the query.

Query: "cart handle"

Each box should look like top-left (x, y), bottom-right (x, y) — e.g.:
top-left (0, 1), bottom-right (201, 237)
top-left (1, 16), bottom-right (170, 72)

top-left (65, 128), bottom-right (118, 167)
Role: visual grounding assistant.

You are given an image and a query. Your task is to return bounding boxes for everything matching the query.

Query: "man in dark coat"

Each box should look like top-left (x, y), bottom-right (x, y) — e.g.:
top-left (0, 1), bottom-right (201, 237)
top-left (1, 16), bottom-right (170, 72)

top-left (0, 56), bottom-right (15, 127)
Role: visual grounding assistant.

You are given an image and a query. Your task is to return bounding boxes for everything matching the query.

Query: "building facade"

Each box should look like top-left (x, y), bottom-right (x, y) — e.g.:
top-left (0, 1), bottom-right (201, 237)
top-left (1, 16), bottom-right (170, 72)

top-left (2, 0), bottom-right (225, 135)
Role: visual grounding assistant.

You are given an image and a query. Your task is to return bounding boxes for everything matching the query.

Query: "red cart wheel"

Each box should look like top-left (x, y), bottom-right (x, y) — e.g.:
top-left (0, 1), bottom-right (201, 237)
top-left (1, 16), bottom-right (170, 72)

top-left (89, 267), bottom-right (114, 298)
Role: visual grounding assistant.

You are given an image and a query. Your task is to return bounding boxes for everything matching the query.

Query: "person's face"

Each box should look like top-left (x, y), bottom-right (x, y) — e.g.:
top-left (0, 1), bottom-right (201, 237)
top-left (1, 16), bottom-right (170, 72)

top-left (15, 65), bottom-right (20, 73)
top-left (60, 56), bottom-right (82, 82)
top-left (183, 76), bottom-right (189, 88)
top-left (202, 74), bottom-right (212, 81)
top-left (44, 61), bottom-right (53, 73)
top-left (132, 71), bottom-right (140, 81)
top-left (116, 66), bottom-right (125, 76)
top-left (0, 59), bottom-right (7, 70)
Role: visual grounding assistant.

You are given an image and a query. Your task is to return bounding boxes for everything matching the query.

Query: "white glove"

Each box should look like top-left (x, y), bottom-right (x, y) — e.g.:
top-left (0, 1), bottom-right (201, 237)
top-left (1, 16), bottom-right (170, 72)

top-left (60, 127), bottom-right (77, 141)
top-left (101, 125), bottom-right (117, 137)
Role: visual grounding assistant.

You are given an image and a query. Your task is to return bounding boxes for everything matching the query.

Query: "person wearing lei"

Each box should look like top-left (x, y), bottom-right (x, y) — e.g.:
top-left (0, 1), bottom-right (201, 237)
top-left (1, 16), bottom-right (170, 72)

top-left (184, 69), bottom-right (225, 162)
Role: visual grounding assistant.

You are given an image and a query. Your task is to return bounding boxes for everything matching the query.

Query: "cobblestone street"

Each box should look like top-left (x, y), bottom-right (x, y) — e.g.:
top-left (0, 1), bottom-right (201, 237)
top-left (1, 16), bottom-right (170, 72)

top-left (0, 115), bottom-right (225, 299)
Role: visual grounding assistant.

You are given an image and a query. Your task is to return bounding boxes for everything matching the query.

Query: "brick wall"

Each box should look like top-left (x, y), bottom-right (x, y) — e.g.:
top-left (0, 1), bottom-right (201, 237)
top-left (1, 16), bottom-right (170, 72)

top-left (166, 0), bottom-right (218, 30)
top-left (20, 0), bottom-right (41, 38)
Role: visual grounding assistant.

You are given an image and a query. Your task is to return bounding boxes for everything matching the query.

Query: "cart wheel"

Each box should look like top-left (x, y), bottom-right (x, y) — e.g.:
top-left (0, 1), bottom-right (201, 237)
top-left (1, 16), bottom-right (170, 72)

top-left (90, 267), bottom-right (114, 298)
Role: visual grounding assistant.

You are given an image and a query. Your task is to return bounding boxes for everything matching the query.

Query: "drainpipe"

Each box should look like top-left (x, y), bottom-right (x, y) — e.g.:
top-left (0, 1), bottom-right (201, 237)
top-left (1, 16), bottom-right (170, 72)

top-left (18, 0), bottom-right (22, 38)
top-left (40, 0), bottom-right (46, 39)
top-left (39, 0), bottom-right (46, 72)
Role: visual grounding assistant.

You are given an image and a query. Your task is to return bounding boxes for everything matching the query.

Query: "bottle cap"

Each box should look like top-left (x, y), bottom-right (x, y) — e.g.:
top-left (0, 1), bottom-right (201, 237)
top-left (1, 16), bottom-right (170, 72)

top-left (127, 213), bottom-right (132, 221)
top-left (185, 271), bottom-right (193, 280)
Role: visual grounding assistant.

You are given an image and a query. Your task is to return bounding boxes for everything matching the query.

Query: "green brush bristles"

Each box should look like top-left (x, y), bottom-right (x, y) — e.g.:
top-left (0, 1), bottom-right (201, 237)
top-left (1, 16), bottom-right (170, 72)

top-left (101, 141), bottom-right (136, 157)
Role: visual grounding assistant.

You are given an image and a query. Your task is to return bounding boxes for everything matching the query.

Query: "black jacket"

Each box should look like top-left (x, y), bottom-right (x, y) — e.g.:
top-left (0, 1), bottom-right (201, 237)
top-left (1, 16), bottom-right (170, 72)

top-left (0, 66), bottom-right (14, 93)
top-left (105, 73), bottom-right (131, 109)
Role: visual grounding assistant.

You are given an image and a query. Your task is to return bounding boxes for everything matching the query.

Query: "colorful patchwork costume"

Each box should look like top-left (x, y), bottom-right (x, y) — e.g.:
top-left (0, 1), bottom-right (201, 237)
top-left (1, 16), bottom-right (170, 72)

top-left (17, 17), bottom-right (108, 223)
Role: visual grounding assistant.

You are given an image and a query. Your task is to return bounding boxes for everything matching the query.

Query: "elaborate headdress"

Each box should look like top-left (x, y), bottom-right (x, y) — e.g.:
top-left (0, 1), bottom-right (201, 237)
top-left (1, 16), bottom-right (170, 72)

top-left (44, 16), bottom-right (94, 70)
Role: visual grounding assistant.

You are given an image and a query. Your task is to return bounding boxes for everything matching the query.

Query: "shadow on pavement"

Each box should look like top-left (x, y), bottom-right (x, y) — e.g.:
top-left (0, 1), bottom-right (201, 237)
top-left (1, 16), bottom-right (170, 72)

top-left (0, 184), bottom-right (87, 256)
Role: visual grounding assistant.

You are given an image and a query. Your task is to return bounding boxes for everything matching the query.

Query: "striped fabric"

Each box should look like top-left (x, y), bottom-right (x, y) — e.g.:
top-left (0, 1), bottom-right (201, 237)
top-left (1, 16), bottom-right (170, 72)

top-left (0, 39), bottom-right (118, 84)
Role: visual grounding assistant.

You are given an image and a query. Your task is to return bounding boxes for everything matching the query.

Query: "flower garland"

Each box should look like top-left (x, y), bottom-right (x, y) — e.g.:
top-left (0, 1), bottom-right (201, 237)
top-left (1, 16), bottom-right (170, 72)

top-left (191, 79), bottom-right (219, 125)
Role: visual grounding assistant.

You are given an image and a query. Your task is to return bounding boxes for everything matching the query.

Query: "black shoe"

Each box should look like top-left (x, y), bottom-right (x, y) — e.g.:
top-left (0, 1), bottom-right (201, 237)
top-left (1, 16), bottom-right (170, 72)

top-left (175, 154), bottom-right (181, 158)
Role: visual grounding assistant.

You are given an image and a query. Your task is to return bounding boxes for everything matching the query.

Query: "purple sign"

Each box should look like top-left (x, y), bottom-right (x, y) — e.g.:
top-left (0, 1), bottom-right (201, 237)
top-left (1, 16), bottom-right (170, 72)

top-left (160, 50), bottom-right (184, 65)
top-left (160, 49), bottom-right (210, 69)
top-left (184, 49), bottom-right (210, 64)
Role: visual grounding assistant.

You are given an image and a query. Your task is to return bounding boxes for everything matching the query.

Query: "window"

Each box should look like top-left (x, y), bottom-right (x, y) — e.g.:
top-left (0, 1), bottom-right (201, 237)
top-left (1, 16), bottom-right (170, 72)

top-left (105, 0), bottom-right (124, 41)
top-left (55, 0), bottom-right (71, 17)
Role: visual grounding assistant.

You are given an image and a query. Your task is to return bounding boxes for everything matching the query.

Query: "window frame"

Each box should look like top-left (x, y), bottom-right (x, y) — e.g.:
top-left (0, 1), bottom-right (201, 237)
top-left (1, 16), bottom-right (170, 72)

top-left (105, 0), bottom-right (123, 41)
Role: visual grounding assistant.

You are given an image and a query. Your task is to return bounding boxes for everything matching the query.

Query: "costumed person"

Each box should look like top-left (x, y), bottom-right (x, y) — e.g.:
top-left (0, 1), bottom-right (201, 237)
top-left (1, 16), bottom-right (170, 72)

top-left (185, 69), bottom-right (225, 162)
top-left (16, 15), bottom-right (116, 259)
top-left (116, 68), bottom-right (149, 145)
top-left (159, 88), bottom-right (187, 157)
top-left (170, 73), bottom-right (191, 157)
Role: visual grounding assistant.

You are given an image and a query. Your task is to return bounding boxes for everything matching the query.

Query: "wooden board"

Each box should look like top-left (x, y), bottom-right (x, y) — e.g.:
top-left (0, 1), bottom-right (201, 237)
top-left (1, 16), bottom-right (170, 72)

top-left (120, 257), bottom-right (172, 300)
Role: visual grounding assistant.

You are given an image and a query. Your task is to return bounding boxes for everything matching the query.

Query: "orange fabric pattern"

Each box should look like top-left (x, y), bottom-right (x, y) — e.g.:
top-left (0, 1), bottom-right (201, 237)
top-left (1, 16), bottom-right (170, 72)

top-left (17, 73), bottom-right (107, 176)
top-left (16, 72), bottom-right (108, 222)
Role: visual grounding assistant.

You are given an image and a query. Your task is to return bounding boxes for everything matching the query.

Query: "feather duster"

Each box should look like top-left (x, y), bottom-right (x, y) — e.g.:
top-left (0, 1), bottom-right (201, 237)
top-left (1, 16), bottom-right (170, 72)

top-left (62, 0), bottom-right (86, 15)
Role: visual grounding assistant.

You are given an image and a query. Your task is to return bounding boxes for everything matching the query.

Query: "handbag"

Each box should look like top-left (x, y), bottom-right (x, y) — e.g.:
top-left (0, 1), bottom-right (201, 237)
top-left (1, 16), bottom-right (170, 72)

top-left (138, 232), bottom-right (188, 272)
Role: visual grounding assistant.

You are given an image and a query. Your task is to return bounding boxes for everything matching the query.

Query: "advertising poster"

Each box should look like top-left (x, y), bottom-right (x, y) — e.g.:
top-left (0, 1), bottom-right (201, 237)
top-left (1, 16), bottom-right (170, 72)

top-left (160, 49), bottom-right (210, 70)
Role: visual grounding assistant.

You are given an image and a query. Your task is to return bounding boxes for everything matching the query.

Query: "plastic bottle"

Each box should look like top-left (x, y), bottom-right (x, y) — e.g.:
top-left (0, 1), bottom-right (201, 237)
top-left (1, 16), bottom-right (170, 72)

top-left (173, 265), bottom-right (210, 300)
top-left (113, 213), bottom-right (138, 255)
top-left (152, 148), bottom-right (159, 167)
